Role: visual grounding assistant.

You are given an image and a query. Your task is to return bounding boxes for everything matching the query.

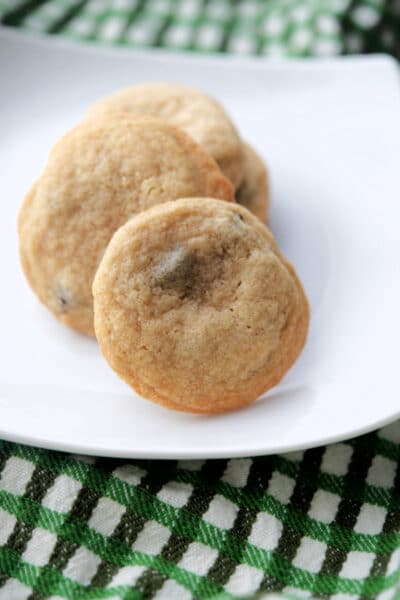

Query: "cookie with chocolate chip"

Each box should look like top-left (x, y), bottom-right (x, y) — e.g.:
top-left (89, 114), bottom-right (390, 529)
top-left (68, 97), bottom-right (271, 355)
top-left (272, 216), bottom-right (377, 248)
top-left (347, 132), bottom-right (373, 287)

top-left (236, 143), bottom-right (269, 223)
top-left (18, 117), bottom-right (234, 336)
top-left (93, 198), bottom-right (309, 414)
top-left (87, 82), bottom-right (245, 189)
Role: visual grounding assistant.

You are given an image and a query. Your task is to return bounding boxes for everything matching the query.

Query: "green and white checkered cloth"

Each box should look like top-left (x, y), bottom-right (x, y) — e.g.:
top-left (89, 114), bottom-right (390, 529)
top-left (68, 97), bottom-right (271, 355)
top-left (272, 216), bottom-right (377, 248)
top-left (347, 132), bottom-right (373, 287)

top-left (1, 1), bottom-right (400, 598)
top-left (0, 0), bottom-right (399, 57)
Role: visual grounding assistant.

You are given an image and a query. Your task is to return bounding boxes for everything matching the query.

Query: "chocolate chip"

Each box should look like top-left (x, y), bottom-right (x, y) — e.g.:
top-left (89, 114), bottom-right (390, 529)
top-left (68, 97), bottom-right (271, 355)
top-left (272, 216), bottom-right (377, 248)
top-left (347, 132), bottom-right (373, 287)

top-left (231, 212), bottom-right (246, 230)
top-left (53, 282), bottom-right (72, 314)
top-left (152, 247), bottom-right (195, 296)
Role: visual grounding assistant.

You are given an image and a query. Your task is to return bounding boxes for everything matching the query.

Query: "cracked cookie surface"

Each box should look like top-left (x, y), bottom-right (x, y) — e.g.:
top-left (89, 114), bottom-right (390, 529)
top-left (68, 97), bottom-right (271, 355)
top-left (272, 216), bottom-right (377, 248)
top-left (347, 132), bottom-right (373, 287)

top-left (93, 198), bottom-right (309, 413)
top-left (18, 117), bottom-right (234, 336)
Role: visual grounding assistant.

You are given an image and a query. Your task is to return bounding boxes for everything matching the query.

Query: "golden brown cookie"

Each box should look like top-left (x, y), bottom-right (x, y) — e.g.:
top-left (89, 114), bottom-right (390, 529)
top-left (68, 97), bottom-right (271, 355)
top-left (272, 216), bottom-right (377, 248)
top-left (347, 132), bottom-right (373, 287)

top-left (93, 198), bottom-right (309, 414)
top-left (18, 117), bottom-right (234, 336)
top-left (87, 82), bottom-right (244, 189)
top-left (236, 143), bottom-right (269, 223)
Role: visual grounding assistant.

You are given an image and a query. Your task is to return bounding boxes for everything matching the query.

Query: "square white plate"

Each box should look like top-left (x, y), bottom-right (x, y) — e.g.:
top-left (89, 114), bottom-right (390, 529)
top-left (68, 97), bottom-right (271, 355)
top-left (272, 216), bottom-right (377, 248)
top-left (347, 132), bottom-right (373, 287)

top-left (1, 28), bottom-right (400, 458)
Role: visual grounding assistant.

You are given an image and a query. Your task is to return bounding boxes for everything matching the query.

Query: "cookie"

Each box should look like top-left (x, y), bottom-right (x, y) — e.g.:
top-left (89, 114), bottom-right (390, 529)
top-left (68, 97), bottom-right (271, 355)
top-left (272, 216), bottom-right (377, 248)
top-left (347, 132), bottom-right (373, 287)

top-left (87, 82), bottom-right (244, 189)
top-left (236, 143), bottom-right (269, 223)
top-left (18, 117), bottom-right (234, 336)
top-left (93, 198), bottom-right (309, 414)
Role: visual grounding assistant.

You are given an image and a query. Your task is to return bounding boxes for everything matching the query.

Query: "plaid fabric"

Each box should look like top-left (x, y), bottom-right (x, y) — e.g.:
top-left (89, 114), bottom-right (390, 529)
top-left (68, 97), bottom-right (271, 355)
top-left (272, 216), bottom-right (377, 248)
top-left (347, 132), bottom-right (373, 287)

top-left (1, 425), bottom-right (400, 599)
top-left (1, 1), bottom-right (400, 598)
top-left (0, 0), bottom-right (399, 58)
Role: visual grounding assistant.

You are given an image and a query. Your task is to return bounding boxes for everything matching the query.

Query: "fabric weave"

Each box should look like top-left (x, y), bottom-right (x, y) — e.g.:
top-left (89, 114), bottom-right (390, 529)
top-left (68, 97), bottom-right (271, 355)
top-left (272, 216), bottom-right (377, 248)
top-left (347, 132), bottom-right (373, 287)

top-left (0, 0), bottom-right (399, 58)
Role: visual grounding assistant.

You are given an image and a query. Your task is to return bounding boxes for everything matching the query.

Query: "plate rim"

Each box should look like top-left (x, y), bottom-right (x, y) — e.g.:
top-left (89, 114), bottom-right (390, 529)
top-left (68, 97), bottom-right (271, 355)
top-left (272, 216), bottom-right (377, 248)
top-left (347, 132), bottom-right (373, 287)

top-left (0, 407), bottom-right (400, 459)
top-left (2, 25), bottom-right (400, 458)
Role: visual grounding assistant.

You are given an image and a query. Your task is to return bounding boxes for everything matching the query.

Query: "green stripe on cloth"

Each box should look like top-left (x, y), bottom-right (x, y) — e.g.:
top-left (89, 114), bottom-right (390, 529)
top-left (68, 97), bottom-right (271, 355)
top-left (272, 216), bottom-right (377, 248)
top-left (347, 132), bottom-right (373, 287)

top-left (0, 431), bottom-right (400, 598)
top-left (0, 489), bottom-right (400, 597)
top-left (1, 442), bottom-right (398, 555)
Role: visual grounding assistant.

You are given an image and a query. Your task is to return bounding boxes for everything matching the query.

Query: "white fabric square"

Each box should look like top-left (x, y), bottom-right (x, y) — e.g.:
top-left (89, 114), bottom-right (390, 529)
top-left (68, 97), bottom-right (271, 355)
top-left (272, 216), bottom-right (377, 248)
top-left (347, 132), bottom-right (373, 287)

top-left (225, 564), bottom-right (264, 596)
top-left (259, 595), bottom-right (292, 600)
top-left (292, 5), bottom-right (312, 23)
top-left (249, 512), bottom-right (282, 551)
top-left (267, 472), bottom-right (295, 504)
top-left (113, 0), bottom-right (134, 9)
top-left (262, 15), bottom-right (286, 36)
top-left (157, 481), bottom-right (193, 508)
top-left (367, 456), bottom-right (397, 489)
top-left (292, 537), bottom-right (327, 573)
top-left (386, 547), bottom-right (400, 575)
top-left (41, 2), bottom-right (66, 18)
top-left (23, 15), bottom-right (49, 31)
top-left (378, 589), bottom-right (397, 600)
top-left (177, 460), bottom-right (205, 472)
top-left (132, 520), bottom-right (170, 555)
top-left (280, 451), bottom-right (304, 463)
top-left (22, 528), bottom-right (58, 566)
top-left (164, 24), bottom-right (193, 47)
top-left (179, 542), bottom-right (218, 576)
top-left (196, 25), bottom-right (223, 49)
top-left (98, 16), bottom-right (125, 41)
top-left (222, 459), bottom-right (252, 488)
top-left (237, 0), bottom-right (259, 17)
top-left (291, 28), bottom-right (313, 51)
top-left (206, 1), bottom-right (231, 21)
top-left (340, 550), bottom-right (375, 579)
top-left (154, 579), bottom-right (192, 600)
top-left (313, 39), bottom-right (342, 57)
top-left (0, 457), bottom-right (35, 495)
top-left (89, 497), bottom-right (125, 536)
top-left (176, 0), bottom-right (200, 18)
top-left (109, 565), bottom-right (146, 587)
top-left (354, 503), bottom-right (387, 534)
top-left (0, 508), bottom-right (16, 544)
top-left (283, 586), bottom-right (312, 598)
top-left (379, 422), bottom-right (400, 444)
top-left (125, 23), bottom-right (157, 44)
top-left (203, 494), bottom-right (238, 530)
top-left (63, 547), bottom-right (102, 585)
top-left (0, 578), bottom-right (31, 599)
top-left (148, 0), bottom-right (172, 15)
top-left (42, 475), bottom-right (81, 513)
top-left (321, 444), bottom-right (353, 476)
top-left (67, 18), bottom-right (95, 37)
top-left (227, 35), bottom-right (255, 55)
top-left (316, 15), bottom-right (339, 35)
top-left (308, 490), bottom-right (341, 524)
top-left (85, 0), bottom-right (109, 15)
top-left (352, 5), bottom-right (380, 28)
top-left (113, 464), bottom-right (145, 486)
top-left (330, 594), bottom-right (362, 600)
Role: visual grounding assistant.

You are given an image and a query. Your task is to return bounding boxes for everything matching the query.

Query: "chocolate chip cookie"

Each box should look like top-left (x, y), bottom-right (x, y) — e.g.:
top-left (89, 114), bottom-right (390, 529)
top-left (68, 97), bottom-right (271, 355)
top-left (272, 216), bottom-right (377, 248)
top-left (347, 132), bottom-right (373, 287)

top-left (93, 198), bottom-right (309, 413)
top-left (87, 82), bottom-right (244, 189)
top-left (18, 117), bottom-right (234, 336)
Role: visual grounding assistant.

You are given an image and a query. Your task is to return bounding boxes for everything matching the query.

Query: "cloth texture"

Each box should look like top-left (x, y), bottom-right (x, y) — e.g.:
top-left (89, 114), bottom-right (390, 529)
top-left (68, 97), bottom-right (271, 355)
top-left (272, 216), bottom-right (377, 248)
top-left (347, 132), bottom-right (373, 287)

top-left (1, 1), bottom-right (400, 598)
top-left (0, 0), bottom-right (399, 58)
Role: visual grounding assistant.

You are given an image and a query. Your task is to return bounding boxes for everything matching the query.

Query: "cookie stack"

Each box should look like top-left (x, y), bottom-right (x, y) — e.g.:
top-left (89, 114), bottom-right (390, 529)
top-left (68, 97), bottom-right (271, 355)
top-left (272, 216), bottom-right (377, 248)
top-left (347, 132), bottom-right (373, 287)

top-left (18, 83), bottom-right (309, 414)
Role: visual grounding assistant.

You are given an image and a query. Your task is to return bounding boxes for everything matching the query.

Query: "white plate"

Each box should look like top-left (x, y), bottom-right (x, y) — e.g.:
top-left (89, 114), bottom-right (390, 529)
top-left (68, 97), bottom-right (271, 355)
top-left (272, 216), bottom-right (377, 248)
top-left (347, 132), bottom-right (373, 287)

top-left (1, 28), bottom-right (400, 459)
